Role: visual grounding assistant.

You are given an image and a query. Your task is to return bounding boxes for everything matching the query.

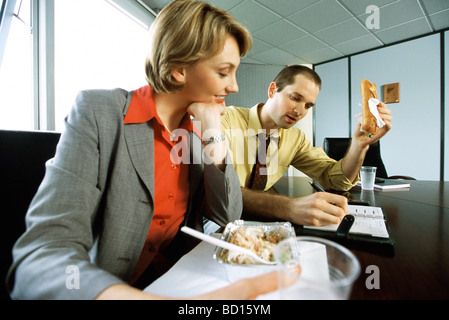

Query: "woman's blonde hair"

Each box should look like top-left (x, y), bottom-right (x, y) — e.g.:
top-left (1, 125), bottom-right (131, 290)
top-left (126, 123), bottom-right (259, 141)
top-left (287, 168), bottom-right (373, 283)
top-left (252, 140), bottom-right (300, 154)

top-left (145, 0), bottom-right (252, 93)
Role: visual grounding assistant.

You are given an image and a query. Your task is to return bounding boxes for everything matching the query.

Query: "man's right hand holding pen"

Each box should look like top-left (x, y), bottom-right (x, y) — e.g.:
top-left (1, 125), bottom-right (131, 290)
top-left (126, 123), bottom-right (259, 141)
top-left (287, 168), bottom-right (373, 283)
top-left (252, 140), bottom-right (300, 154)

top-left (284, 183), bottom-right (349, 226)
top-left (242, 181), bottom-right (349, 227)
top-left (304, 180), bottom-right (352, 226)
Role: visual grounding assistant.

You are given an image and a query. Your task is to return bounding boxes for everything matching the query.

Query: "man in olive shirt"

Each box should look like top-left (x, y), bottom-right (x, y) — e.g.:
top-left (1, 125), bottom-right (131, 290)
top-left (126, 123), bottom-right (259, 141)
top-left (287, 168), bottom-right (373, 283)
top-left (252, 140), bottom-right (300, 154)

top-left (221, 65), bottom-right (393, 227)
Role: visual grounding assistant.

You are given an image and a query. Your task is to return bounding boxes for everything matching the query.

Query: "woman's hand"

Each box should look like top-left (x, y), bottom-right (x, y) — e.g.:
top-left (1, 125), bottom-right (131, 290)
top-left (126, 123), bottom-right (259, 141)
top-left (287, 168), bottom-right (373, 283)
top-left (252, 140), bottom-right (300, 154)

top-left (187, 102), bottom-right (227, 169)
top-left (187, 102), bottom-right (225, 132)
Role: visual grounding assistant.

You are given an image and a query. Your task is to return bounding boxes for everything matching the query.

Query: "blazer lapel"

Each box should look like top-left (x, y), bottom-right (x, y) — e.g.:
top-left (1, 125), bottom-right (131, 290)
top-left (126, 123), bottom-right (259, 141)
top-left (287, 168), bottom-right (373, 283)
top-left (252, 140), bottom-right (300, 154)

top-left (124, 127), bottom-right (203, 223)
top-left (124, 121), bottom-right (155, 198)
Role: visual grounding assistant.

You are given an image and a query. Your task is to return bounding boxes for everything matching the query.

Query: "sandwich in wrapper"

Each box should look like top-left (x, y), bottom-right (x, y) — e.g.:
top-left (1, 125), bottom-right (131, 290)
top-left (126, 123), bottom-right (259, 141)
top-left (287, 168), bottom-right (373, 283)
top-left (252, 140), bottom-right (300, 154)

top-left (360, 78), bottom-right (385, 138)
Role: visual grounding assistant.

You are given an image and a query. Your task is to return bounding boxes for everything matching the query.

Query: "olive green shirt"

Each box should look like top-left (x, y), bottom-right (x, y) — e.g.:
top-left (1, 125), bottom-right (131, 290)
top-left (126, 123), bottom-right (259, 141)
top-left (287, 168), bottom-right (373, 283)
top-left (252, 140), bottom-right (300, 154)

top-left (221, 104), bottom-right (356, 191)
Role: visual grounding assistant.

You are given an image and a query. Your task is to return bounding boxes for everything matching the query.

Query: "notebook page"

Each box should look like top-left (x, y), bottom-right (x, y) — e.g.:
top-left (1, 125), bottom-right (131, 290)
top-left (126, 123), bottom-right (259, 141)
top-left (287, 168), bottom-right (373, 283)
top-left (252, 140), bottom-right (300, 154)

top-left (348, 205), bottom-right (384, 218)
top-left (348, 205), bottom-right (389, 238)
top-left (304, 205), bottom-right (389, 238)
top-left (350, 214), bottom-right (389, 238)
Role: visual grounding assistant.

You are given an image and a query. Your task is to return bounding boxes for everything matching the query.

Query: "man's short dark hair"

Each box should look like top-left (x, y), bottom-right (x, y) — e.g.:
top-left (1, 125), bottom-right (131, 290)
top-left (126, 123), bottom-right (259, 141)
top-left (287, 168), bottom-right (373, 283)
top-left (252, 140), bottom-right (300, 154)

top-left (274, 65), bottom-right (322, 92)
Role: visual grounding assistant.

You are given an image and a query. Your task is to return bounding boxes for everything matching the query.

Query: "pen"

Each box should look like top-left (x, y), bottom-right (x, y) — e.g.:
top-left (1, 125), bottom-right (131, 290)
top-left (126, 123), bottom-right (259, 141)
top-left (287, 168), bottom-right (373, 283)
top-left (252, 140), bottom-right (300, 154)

top-left (309, 180), bottom-right (325, 192)
top-left (309, 181), bottom-right (370, 206)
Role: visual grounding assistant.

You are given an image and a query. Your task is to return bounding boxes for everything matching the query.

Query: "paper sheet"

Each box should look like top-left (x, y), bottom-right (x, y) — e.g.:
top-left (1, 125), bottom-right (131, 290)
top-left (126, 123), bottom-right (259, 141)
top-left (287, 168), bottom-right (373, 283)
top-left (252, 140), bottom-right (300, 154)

top-left (144, 234), bottom-right (330, 300)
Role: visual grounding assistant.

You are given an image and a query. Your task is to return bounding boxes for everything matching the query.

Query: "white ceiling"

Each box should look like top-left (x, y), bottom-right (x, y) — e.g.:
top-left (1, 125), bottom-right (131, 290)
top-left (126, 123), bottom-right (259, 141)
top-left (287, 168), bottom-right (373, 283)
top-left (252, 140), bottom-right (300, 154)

top-left (139, 0), bottom-right (449, 66)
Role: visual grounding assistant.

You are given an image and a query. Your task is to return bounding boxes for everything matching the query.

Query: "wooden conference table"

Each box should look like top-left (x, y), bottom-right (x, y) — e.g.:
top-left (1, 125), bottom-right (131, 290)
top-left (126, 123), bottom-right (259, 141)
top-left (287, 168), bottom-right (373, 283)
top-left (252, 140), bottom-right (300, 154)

top-left (274, 176), bottom-right (449, 299)
top-left (145, 177), bottom-right (449, 300)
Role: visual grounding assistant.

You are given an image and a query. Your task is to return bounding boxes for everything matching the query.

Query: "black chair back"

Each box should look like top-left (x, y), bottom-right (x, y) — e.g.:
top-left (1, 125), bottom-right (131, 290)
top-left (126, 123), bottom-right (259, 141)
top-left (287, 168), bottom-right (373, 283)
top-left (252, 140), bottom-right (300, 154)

top-left (323, 137), bottom-right (388, 179)
top-left (0, 130), bottom-right (61, 300)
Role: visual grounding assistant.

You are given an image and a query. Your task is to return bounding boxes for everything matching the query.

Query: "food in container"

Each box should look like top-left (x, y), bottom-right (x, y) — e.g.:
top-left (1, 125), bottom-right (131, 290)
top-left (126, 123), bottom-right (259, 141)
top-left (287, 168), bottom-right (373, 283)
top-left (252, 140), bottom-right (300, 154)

top-left (214, 220), bottom-right (296, 265)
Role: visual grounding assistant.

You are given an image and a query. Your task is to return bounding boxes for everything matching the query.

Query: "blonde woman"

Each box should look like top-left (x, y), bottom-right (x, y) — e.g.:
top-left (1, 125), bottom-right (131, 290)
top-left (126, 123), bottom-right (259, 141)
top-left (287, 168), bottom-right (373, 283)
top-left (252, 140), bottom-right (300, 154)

top-left (7, 0), bottom-right (280, 299)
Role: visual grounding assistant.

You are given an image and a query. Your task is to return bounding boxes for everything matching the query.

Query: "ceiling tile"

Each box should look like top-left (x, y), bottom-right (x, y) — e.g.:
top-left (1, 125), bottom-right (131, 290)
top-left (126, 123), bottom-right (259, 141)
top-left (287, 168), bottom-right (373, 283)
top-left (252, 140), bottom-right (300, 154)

top-left (205, 0), bottom-right (245, 11)
top-left (420, 0), bottom-right (449, 14)
top-left (251, 47), bottom-right (304, 65)
top-left (253, 19), bottom-right (307, 47)
top-left (428, 9), bottom-right (449, 30)
top-left (138, 0), bottom-right (448, 66)
top-left (286, 0), bottom-right (354, 33)
top-left (142, 0), bottom-right (245, 11)
top-left (241, 56), bottom-right (265, 64)
top-left (255, 0), bottom-right (317, 17)
top-left (280, 35), bottom-right (327, 57)
top-left (300, 47), bottom-right (344, 64)
top-left (333, 34), bottom-right (382, 55)
top-left (357, 0), bottom-right (424, 30)
top-left (339, 0), bottom-right (396, 15)
top-left (228, 1), bottom-right (281, 33)
top-left (374, 17), bottom-right (433, 44)
top-left (314, 18), bottom-right (370, 45)
top-left (246, 38), bottom-right (272, 57)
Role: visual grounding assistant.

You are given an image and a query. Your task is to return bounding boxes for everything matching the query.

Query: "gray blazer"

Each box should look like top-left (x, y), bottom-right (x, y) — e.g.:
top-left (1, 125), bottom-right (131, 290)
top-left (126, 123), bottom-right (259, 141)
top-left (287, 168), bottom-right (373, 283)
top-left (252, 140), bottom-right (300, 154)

top-left (7, 88), bottom-right (242, 299)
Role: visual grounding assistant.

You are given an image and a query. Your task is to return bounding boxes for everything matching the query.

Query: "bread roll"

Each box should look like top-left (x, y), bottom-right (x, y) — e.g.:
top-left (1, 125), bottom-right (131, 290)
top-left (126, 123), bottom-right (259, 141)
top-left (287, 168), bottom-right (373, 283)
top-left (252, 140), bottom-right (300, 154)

top-left (360, 78), bottom-right (379, 137)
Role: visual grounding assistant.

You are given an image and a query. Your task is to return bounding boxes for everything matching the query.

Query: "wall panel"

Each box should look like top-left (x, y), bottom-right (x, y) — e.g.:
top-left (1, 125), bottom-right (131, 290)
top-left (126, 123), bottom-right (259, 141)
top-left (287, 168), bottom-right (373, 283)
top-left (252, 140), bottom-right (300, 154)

top-left (314, 58), bottom-right (350, 148)
top-left (350, 34), bottom-right (441, 180)
top-left (226, 63), bottom-right (284, 109)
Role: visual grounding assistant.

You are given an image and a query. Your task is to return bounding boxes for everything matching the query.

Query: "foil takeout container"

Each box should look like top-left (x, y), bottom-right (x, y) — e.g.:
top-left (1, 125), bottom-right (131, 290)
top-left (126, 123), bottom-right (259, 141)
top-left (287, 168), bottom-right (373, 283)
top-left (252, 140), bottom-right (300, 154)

top-left (213, 220), bottom-right (296, 266)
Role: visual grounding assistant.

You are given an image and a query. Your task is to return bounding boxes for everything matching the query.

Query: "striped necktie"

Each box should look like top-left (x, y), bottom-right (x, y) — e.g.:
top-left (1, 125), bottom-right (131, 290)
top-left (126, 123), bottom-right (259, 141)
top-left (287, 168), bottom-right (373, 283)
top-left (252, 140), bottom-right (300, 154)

top-left (249, 135), bottom-right (272, 191)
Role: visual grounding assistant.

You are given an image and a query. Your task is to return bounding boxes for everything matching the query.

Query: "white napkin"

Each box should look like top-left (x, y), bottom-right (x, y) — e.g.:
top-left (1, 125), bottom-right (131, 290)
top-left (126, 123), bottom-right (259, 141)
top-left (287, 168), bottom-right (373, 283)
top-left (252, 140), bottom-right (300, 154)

top-left (296, 242), bottom-right (329, 281)
top-left (368, 98), bottom-right (386, 128)
top-left (355, 98), bottom-right (385, 132)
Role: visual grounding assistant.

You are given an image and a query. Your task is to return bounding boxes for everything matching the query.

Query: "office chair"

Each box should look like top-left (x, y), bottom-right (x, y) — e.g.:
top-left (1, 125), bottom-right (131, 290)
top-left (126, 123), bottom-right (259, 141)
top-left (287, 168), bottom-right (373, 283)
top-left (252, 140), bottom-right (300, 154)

top-left (322, 137), bottom-right (415, 180)
top-left (0, 130), bottom-right (61, 300)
